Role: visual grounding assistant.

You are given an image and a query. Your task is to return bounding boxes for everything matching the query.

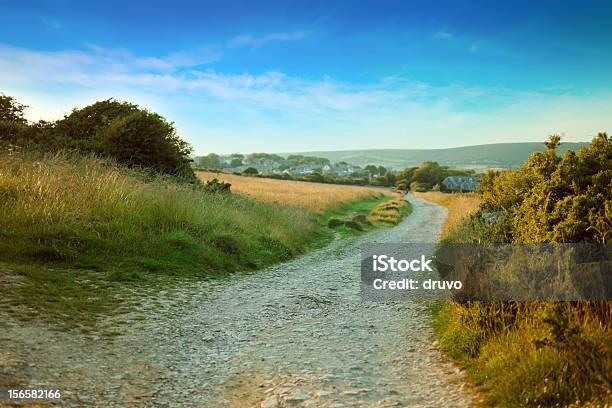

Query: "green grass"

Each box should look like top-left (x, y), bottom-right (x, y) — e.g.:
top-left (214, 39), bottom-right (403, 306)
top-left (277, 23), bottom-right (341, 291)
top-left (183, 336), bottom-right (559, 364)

top-left (320, 194), bottom-right (412, 235)
top-left (0, 151), bottom-right (325, 277)
top-left (0, 151), bottom-right (330, 330)
top-left (0, 152), bottom-right (414, 331)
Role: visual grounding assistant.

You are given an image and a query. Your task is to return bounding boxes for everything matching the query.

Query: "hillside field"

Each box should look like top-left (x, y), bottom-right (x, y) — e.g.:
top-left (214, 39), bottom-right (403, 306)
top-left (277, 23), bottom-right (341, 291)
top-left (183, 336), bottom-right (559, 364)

top-left (292, 142), bottom-right (590, 170)
top-left (197, 171), bottom-right (386, 211)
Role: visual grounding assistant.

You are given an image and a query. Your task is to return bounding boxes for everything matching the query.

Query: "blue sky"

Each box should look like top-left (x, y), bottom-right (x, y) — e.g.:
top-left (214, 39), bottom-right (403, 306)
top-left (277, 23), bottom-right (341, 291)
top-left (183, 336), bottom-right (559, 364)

top-left (1, 0), bottom-right (611, 154)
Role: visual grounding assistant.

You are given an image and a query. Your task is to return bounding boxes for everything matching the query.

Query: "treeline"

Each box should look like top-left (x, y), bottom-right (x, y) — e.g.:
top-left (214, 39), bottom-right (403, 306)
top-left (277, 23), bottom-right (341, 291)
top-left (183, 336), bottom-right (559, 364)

top-left (395, 160), bottom-right (475, 191)
top-left (437, 134), bottom-right (611, 407)
top-left (260, 172), bottom-right (367, 185)
top-left (0, 93), bottom-right (196, 181)
top-left (198, 152), bottom-right (331, 170)
top-left (210, 158), bottom-right (476, 190)
top-left (219, 167), bottom-right (397, 187)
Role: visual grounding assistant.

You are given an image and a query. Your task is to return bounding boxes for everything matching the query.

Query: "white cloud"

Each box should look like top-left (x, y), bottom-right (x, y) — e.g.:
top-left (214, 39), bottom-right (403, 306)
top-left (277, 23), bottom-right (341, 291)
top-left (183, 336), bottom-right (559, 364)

top-left (228, 31), bottom-right (310, 48)
top-left (1, 43), bottom-right (609, 153)
top-left (434, 30), bottom-right (453, 39)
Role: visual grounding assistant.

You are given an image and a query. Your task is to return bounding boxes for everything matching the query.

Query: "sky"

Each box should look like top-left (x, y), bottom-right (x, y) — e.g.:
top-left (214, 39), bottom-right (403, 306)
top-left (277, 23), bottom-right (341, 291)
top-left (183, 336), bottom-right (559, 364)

top-left (1, 0), bottom-right (612, 154)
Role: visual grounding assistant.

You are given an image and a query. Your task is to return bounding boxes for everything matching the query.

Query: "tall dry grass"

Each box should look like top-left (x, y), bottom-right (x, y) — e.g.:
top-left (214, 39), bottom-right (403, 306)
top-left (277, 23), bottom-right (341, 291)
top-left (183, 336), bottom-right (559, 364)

top-left (0, 151), bottom-right (322, 274)
top-left (423, 192), bottom-right (612, 407)
top-left (412, 191), bottom-right (481, 237)
top-left (198, 171), bottom-right (385, 211)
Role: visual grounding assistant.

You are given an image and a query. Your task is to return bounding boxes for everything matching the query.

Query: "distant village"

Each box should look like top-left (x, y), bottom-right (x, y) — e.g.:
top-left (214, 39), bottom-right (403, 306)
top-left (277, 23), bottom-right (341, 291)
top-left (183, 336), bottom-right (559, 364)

top-left (196, 153), bottom-right (370, 177)
top-left (194, 152), bottom-right (482, 192)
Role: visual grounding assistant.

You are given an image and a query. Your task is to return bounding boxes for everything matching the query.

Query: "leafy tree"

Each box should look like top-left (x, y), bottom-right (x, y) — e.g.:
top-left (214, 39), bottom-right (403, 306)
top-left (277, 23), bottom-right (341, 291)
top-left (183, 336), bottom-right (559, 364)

top-left (230, 158), bottom-right (243, 167)
top-left (53, 99), bottom-right (140, 150)
top-left (247, 153), bottom-right (284, 162)
top-left (0, 93), bottom-right (28, 123)
top-left (395, 161), bottom-right (473, 191)
top-left (0, 94), bottom-right (29, 145)
top-left (1, 96), bottom-right (196, 180)
top-left (100, 110), bottom-right (194, 178)
top-left (198, 153), bottom-right (222, 169)
top-left (243, 167), bottom-right (258, 175)
top-left (364, 164), bottom-right (379, 176)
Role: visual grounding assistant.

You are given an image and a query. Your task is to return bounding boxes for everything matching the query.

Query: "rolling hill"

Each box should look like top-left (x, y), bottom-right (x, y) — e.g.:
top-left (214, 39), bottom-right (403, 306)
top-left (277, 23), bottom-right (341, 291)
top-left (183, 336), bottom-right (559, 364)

top-left (291, 142), bottom-right (590, 170)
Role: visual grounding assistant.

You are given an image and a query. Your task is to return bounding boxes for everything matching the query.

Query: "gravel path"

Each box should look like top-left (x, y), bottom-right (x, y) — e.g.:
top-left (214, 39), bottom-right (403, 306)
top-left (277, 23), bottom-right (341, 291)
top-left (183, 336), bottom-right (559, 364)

top-left (0, 194), bottom-right (479, 407)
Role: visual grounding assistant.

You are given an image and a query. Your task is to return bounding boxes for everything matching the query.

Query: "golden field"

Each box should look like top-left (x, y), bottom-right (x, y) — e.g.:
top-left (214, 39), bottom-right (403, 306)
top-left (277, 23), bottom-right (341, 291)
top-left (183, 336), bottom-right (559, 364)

top-left (412, 191), bottom-right (481, 237)
top-left (197, 171), bottom-right (387, 211)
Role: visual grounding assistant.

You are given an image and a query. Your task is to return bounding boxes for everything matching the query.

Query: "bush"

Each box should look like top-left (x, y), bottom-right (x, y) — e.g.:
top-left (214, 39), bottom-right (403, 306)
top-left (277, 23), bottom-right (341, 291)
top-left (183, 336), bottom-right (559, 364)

top-left (201, 178), bottom-right (231, 194)
top-left (410, 181), bottom-right (428, 192)
top-left (479, 133), bottom-right (611, 243)
top-left (1, 96), bottom-right (196, 180)
top-left (100, 110), bottom-right (194, 180)
top-left (243, 167), bottom-right (258, 175)
top-left (435, 134), bottom-right (612, 407)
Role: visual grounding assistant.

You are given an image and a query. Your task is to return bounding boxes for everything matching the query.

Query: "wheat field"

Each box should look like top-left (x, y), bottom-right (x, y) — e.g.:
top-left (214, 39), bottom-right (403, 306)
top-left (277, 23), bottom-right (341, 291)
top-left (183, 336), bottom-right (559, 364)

top-left (412, 191), bottom-right (481, 237)
top-left (197, 171), bottom-right (386, 211)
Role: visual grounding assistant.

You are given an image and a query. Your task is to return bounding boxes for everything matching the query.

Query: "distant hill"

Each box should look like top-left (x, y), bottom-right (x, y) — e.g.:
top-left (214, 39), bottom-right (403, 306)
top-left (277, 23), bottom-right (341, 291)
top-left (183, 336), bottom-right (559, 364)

top-left (290, 142), bottom-right (590, 170)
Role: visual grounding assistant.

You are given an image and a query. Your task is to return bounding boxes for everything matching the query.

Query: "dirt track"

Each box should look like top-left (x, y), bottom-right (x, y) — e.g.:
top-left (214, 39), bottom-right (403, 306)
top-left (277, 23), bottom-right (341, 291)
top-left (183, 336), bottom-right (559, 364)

top-left (0, 194), bottom-right (479, 407)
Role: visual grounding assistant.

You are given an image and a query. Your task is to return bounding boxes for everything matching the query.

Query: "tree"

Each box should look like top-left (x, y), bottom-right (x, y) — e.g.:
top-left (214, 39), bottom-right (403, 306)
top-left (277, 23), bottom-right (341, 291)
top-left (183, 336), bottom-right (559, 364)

top-left (364, 164), bottom-right (379, 176)
top-left (53, 99), bottom-right (140, 151)
top-left (0, 94), bottom-right (27, 123)
top-left (198, 153), bottom-right (221, 169)
top-left (100, 110), bottom-right (194, 178)
top-left (243, 167), bottom-right (258, 175)
top-left (0, 94), bottom-right (29, 144)
top-left (230, 158), bottom-right (243, 167)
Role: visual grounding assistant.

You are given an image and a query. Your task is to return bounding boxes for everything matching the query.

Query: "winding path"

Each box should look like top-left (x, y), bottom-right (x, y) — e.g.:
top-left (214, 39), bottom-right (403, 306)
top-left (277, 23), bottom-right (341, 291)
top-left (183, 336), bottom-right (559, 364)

top-left (1, 194), bottom-right (478, 407)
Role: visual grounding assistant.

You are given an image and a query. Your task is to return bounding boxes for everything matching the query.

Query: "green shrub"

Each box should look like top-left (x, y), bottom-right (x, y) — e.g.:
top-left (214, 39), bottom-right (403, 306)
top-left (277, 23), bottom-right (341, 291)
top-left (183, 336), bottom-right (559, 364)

top-left (435, 134), bottom-right (612, 407)
top-left (1, 96), bottom-right (196, 180)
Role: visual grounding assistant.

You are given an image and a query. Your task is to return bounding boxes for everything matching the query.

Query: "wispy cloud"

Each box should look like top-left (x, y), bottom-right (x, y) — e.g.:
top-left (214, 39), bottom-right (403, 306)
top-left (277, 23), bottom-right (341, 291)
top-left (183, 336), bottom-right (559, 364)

top-left (228, 31), bottom-right (310, 48)
top-left (434, 30), bottom-right (453, 39)
top-left (1, 43), bottom-right (608, 153)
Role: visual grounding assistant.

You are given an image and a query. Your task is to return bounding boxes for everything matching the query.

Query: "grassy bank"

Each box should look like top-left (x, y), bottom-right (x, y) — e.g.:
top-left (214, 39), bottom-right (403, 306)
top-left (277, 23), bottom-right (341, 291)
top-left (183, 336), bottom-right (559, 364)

top-left (0, 151), bottom-right (324, 276)
top-left (321, 193), bottom-right (412, 235)
top-left (0, 151), bottom-right (328, 329)
top-left (0, 152), bottom-right (409, 331)
top-left (418, 189), bottom-right (611, 407)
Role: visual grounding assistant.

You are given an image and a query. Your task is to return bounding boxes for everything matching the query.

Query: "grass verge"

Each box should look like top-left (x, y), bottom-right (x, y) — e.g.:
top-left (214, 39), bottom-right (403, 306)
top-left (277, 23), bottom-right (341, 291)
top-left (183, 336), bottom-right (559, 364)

top-left (0, 152), bottom-right (411, 332)
top-left (320, 193), bottom-right (412, 235)
top-left (0, 151), bottom-right (328, 330)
